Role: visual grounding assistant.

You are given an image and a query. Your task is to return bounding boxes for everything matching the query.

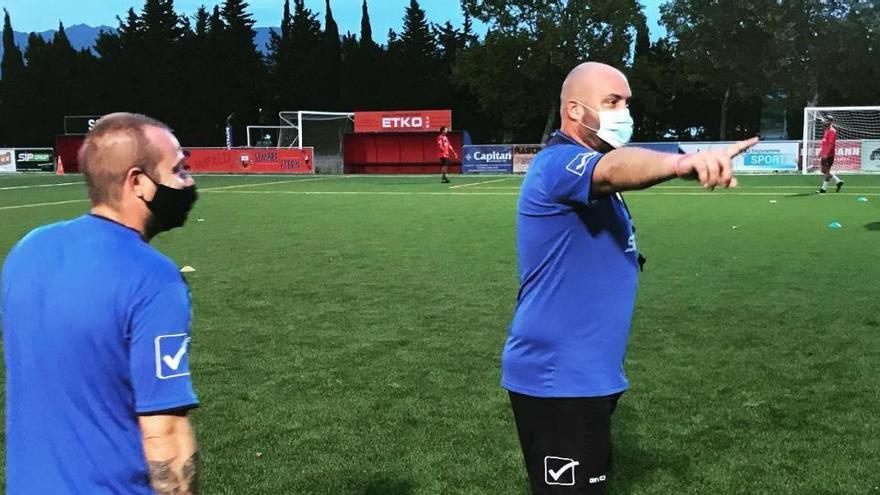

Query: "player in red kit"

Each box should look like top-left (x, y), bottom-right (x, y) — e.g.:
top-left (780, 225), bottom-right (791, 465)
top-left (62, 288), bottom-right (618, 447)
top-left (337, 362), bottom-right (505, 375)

top-left (437, 126), bottom-right (457, 184)
top-left (817, 116), bottom-right (843, 193)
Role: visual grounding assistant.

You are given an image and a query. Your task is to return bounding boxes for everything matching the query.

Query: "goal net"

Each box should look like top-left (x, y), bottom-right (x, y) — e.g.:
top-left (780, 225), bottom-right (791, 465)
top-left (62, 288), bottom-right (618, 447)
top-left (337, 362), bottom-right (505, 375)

top-left (246, 126), bottom-right (298, 148)
top-left (278, 111), bottom-right (354, 174)
top-left (802, 106), bottom-right (880, 174)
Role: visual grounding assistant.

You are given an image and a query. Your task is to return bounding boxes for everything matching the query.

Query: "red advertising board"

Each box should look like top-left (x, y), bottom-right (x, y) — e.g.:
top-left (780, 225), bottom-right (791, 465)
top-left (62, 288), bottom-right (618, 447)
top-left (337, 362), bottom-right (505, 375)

top-left (805, 140), bottom-right (861, 171)
top-left (185, 148), bottom-right (314, 174)
top-left (55, 135), bottom-right (86, 173)
top-left (354, 110), bottom-right (452, 133)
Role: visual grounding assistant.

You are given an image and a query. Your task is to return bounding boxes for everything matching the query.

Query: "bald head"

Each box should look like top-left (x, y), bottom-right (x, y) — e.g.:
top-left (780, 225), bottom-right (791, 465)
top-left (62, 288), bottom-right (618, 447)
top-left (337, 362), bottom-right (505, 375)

top-left (559, 62), bottom-right (632, 150)
top-left (78, 112), bottom-right (170, 206)
top-left (560, 62), bottom-right (630, 117)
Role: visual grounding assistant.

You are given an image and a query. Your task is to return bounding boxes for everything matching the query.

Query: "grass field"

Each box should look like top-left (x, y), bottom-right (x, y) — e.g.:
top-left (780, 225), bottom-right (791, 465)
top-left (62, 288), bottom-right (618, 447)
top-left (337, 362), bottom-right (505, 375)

top-left (1, 172), bottom-right (880, 494)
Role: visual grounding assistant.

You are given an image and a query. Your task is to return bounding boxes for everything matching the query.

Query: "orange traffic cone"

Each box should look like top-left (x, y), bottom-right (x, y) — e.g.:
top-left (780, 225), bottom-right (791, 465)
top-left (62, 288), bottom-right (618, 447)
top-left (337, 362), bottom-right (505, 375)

top-left (56, 156), bottom-right (65, 175)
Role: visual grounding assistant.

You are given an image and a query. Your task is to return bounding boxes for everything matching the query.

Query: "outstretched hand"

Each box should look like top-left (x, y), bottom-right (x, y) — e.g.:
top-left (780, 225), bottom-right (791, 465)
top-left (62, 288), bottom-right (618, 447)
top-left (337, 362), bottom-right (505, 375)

top-left (673, 137), bottom-right (759, 190)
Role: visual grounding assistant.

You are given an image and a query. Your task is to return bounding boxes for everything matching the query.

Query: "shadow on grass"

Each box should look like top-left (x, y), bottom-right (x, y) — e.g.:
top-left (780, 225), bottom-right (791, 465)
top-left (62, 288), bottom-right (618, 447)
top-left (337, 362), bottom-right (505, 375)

top-left (785, 192), bottom-right (820, 198)
top-left (865, 221), bottom-right (880, 231)
top-left (347, 475), bottom-right (415, 495)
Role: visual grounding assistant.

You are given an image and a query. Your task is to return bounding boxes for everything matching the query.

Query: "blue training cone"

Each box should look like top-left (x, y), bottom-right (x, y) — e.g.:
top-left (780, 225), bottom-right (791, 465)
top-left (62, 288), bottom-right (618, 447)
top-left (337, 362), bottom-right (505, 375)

top-left (828, 222), bottom-right (843, 229)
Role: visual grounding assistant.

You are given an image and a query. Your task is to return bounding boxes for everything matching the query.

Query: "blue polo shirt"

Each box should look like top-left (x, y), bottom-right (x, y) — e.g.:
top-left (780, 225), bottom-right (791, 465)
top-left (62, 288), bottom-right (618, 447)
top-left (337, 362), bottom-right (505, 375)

top-left (502, 131), bottom-right (640, 398)
top-left (2, 214), bottom-right (198, 495)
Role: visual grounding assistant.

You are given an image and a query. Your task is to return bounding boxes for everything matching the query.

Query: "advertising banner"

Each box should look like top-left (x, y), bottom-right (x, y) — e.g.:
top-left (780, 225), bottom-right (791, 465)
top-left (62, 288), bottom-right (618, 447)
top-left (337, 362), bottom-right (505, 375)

top-left (185, 147), bottom-right (315, 174)
top-left (462, 145), bottom-right (513, 174)
top-left (354, 110), bottom-right (452, 133)
top-left (740, 142), bottom-right (799, 171)
top-left (513, 145), bottom-right (543, 173)
top-left (804, 140), bottom-right (861, 171)
top-left (628, 142), bottom-right (680, 154)
top-left (64, 115), bottom-right (103, 135)
top-left (679, 142), bottom-right (748, 170)
top-left (0, 149), bottom-right (15, 173)
top-left (14, 148), bottom-right (55, 172)
top-left (860, 140), bottom-right (880, 172)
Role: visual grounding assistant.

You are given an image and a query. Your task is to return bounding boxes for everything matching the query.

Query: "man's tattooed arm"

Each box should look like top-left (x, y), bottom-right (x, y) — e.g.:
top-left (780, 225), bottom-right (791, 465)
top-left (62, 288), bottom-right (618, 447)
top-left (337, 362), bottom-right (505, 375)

top-left (147, 452), bottom-right (199, 495)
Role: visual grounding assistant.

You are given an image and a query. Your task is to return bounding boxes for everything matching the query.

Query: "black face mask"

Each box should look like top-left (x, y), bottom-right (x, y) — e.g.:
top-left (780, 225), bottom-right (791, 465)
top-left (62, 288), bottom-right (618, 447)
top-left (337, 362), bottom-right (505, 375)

top-left (141, 173), bottom-right (198, 232)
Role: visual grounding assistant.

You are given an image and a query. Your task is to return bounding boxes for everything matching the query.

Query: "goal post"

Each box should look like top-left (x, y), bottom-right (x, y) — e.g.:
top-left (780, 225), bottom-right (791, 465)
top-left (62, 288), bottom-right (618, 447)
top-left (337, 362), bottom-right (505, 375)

top-left (278, 111), bottom-right (354, 174)
top-left (802, 106), bottom-right (880, 174)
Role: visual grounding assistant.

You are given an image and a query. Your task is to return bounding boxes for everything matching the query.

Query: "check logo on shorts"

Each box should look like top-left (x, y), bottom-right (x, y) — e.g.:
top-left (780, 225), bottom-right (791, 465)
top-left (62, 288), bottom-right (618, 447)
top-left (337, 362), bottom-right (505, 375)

top-left (544, 456), bottom-right (579, 486)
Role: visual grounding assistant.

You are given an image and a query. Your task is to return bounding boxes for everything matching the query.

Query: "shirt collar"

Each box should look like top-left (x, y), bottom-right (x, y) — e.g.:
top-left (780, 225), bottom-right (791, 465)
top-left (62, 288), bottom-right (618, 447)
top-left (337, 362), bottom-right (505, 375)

top-left (546, 130), bottom-right (588, 149)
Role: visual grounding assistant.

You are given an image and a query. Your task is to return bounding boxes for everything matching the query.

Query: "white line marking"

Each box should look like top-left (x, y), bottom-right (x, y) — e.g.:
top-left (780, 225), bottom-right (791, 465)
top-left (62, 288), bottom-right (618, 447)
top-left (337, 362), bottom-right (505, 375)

top-left (200, 176), bottom-right (334, 191)
top-left (449, 177), bottom-right (516, 189)
top-left (631, 191), bottom-right (880, 197)
top-left (0, 199), bottom-right (89, 211)
top-left (654, 185), bottom-right (880, 189)
top-left (0, 181), bottom-right (84, 191)
top-left (203, 190), bottom-right (519, 197)
top-left (204, 189), bottom-right (880, 198)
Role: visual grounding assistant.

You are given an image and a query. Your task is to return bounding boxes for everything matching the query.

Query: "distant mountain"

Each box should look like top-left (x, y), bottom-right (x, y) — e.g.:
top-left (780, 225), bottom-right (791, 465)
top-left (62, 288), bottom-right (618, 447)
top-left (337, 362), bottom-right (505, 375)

top-left (0, 24), bottom-right (277, 63)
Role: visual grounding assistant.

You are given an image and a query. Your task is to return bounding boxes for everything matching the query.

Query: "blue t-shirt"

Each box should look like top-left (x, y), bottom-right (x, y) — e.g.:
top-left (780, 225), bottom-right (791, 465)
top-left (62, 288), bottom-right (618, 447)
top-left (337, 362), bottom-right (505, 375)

top-left (502, 131), bottom-right (640, 398)
top-left (2, 214), bottom-right (198, 495)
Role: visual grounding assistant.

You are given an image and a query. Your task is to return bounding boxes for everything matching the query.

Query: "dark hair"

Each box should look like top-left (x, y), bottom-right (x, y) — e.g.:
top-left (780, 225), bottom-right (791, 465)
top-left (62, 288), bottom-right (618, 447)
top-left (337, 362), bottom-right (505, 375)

top-left (78, 112), bottom-right (170, 205)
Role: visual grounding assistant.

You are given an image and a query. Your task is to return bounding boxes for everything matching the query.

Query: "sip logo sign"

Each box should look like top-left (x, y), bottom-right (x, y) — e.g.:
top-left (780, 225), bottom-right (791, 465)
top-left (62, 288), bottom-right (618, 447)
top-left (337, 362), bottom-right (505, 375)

top-left (462, 145), bottom-right (513, 174)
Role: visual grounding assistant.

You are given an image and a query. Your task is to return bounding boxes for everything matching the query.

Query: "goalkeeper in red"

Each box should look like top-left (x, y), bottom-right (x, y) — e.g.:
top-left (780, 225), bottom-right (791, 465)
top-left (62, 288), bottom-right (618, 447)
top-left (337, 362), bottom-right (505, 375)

top-left (817, 116), bottom-right (843, 193)
top-left (437, 126), bottom-right (458, 184)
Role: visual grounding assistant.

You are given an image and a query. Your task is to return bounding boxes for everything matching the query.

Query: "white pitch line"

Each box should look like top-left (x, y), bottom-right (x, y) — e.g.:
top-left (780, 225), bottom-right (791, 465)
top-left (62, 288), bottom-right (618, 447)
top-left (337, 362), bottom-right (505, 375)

top-left (200, 176), bottom-right (334, 191)
top-left (0, 199), bottom-right (88, 211)
top-left (654, 185), bottom-right (880, 189)
top-left (0, 181), bottom-right (85, 191)
top-left (448, 177), bottom-right (517, 189)
top-left (203, 189), bottom-right (880, 198)
top-left (631, 191), bottom-right (880, 197)
top-left (202, 190), bottom-right (518, 197)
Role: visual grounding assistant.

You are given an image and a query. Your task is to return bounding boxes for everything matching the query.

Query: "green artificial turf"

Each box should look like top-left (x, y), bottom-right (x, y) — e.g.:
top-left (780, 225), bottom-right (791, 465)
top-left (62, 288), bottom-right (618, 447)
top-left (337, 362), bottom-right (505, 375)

top-left (1, 173), bottom-right (878, 494)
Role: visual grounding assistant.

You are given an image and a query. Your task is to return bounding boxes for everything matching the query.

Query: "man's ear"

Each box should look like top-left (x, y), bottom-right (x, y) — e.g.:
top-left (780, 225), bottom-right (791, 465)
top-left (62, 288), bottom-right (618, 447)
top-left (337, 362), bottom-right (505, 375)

top-left (566, 101), bottom-right (583, 122)
top-left (128, 168), bottom-right (147, 200)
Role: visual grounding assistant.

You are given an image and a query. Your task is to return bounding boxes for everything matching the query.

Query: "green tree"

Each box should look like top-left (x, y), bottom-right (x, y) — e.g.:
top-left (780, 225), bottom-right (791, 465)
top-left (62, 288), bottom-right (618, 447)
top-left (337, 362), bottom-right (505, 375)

top-left (0, 8), bottom-right (26, 145)
top-left (1, 9), bottom-right (24, 80)
top-left (661, 0), bottom-right (781, 139)
top-left (386, 0), bottom-right (438, 107)
top-left (459, 0), bottom-right (642, 142)
top-left (321, 0), bottom-right (341, 109)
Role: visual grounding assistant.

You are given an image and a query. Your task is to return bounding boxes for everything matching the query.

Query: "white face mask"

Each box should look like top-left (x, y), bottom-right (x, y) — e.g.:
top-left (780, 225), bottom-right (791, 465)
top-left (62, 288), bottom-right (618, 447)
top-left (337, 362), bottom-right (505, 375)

top-left (573, 100), bottom-right (634, 149)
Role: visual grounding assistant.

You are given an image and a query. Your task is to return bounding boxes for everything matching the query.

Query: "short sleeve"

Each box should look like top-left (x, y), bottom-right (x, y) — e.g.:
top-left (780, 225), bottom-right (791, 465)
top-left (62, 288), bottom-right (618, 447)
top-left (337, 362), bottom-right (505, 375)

top-left (129, 280), bottom-right (198, 414)
top-left (542, 149), bottom-right (604, 206)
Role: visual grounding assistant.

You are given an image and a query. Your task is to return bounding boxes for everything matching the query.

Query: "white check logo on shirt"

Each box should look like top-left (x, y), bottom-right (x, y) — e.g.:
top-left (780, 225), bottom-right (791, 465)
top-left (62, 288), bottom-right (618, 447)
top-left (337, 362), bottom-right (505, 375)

top-left (565, 152), bottom-right (597, 177)
top-left (155, 334), bottom-right (192, 379)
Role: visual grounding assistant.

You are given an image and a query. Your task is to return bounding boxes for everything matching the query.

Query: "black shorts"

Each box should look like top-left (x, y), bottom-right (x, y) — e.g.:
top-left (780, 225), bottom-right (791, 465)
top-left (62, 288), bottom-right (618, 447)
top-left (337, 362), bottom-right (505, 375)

top-left (821, 156), bottom-right (834, 169)
top-left (440, 157), bottom-right (448, 166)
top-left (509, 391), bottom-right (623, 494)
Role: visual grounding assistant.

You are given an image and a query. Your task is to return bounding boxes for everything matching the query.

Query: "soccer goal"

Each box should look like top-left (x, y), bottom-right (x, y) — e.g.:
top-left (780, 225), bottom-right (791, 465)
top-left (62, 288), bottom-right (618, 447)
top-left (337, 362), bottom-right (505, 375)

top-left (246, 125), bottom-right (298, 148)
top-left (278, 111), bottom-right (354, 174)
top-left (802, 106), bottom-right (880, 174)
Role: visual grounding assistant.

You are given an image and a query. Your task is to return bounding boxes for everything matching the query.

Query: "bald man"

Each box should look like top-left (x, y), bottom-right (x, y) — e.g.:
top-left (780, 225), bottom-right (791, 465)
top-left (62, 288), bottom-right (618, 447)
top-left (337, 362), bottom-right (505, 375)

top-left (501, 63), bottom-right (757, 494)
top-left (2, 113), bottom-right (200, 494)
